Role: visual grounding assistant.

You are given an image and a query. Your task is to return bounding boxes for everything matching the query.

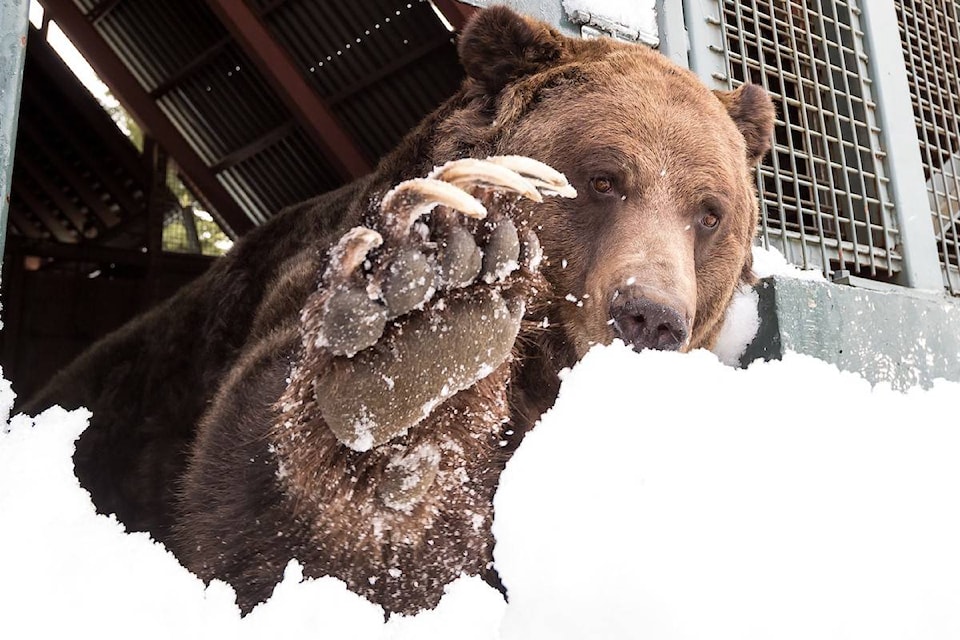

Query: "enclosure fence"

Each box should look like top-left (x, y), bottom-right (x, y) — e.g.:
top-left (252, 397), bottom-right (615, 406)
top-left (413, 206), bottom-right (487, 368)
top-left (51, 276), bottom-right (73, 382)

top-left (681, 0), bottom-right (960, 295)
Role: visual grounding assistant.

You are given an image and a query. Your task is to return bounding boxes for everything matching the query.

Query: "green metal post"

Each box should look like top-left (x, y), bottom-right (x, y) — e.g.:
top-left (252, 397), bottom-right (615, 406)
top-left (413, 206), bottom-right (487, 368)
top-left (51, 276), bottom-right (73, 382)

top-left (1, 0), bottom-right (29, 261)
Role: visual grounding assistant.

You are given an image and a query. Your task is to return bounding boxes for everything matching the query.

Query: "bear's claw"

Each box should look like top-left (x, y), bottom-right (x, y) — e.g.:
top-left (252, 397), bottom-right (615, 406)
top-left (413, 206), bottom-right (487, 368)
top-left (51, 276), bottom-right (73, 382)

top-left (311, 156), bottom-right (575, 452)
top-left (487, 155), bottom-right (578, 199)
top-left (428, 158), bottom-right (543, 203)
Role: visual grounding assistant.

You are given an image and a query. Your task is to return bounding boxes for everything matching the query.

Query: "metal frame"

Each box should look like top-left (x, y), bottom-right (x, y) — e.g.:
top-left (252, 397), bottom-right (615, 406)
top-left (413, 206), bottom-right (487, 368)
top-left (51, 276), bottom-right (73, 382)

top-left (673, 0), bottom-right (952, 293)
top-left (890, 0), bottom-right (960, 294)
top-left (680, 0), bottom-right (909, 283)
top-left (1, 0), bottom-right (29, 261)
top-left (657, 0), bottom-right (689, 68)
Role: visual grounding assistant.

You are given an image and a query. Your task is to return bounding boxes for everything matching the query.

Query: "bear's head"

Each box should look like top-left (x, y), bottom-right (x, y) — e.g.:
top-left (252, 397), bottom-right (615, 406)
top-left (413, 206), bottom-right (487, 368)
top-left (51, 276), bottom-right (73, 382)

top-left (444, 7), bottom-right (775, 358)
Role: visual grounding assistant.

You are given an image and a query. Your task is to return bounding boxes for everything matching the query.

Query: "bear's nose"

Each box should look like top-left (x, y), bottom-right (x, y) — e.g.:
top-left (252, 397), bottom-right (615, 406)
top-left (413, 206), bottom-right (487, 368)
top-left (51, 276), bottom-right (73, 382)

top-left (610, 294), bottom-right (689, 352)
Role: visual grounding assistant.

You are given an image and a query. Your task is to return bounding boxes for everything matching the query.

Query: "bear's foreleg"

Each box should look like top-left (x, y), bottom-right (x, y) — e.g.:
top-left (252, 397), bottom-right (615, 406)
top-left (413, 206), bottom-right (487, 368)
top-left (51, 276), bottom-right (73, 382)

top-left (177, 158), bottom-right (573, 614)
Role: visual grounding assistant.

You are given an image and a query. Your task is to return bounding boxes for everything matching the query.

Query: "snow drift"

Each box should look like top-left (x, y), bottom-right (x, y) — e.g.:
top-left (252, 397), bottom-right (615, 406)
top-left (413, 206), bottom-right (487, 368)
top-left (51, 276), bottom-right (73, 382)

top-left (3, 337), bottom-right (959, 638)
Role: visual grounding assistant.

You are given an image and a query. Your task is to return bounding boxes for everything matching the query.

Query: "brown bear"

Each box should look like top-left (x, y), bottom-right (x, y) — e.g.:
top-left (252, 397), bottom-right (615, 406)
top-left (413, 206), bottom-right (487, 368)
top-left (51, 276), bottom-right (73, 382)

top-left (22, 6), bottom-right (773, 616)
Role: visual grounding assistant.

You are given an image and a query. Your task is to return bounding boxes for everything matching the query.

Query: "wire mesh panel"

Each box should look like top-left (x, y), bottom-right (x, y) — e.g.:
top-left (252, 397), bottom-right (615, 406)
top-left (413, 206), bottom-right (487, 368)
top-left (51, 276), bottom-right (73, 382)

top-left (895, 0), bottom-right (960, 294)
top-left (716, 0), bottom-right (902, 280)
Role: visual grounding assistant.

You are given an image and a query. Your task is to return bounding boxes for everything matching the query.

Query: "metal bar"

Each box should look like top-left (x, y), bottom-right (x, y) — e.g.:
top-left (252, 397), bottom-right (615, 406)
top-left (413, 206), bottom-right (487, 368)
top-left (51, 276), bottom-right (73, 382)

top-left (181, 207), bottom-right (202, 254)
top-left (781, 1), bottom-right (835, 274)
top-left (859, 0), bottom-right (943, 290)
top-left (681, 0), bottom-right (730, 90)
top-left (720, 1), bottom-right (796, 262)
top-left (205, 0), bottom-right (371, 181)
top-left (148, 35), bottom-right (232, 99)
top-left (41, 0), bottom-right (252, 237)
top-left (1, 0), bottom-right (29, 261)
top-left (941, 0), bottom-right (960, 292)
top-left (806, 2), bottom-right (863, 274)
top-left (921, 0), bottom-right (960, 292)
top-left (826, 1), bottom-right (878, 275)
top-left (656, 0), bottom-right (689, 68)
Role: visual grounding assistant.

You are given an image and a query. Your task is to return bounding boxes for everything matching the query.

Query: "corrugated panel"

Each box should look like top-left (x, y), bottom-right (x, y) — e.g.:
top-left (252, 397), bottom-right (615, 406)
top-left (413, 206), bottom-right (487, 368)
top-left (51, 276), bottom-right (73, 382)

top-left (262, 0), bottom-right (462, 161)
top-left (218, 125), bottom-right (342, 224)
top-left (334, 41), bottom-right (461, 158)
top-left (895, 0), bottom-right (960, 295)
top-left (70, 0), bottom-right (463, 227)
top-left (156, 44), bottom-right (290, 165)
top-left (94, 1), bottom-right (227, 91)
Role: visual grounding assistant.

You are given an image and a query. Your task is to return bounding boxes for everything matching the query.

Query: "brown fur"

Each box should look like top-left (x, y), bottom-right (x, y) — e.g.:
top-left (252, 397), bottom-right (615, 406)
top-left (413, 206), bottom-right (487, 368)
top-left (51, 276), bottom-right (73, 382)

top-left (22, 7), bottom-right (773, 617)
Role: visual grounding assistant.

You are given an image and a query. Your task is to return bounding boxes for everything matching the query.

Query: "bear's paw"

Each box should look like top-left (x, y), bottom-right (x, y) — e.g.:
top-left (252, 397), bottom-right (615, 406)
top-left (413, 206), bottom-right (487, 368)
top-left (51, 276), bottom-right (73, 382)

top-left (304, 156), bottom-right (574, 450)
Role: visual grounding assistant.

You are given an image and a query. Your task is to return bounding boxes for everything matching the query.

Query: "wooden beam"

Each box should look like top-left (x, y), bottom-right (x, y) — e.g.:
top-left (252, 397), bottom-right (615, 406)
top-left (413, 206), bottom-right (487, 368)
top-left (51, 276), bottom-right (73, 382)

top-left (41, 0), bottom-right (253, 237)
top-left (26, 32), bottom-right (149, 185)
top-left (10, 182), bottom-right (78, 244)
top-left (18, 118), bottom-right (122, 228)
top-left (7, 237), bottom-right (216, 271)
top-left (8, 204), bottom-right (46, 240)
top-left (204, 0), bottom-right (371, 181)
top-left (149, 34), bottom-right (232, 99)
top-left (15, 153), bottom-right (90, 234)
top-left (23, 89), bottom-right (147, 222)
top-left (429, 0), bottom-right (478, 31)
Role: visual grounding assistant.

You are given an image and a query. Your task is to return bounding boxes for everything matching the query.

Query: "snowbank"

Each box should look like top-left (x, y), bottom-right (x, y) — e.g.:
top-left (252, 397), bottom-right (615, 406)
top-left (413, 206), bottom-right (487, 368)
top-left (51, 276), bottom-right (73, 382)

top-left (713, 244), bottom-right (825, 365)
top-left (3, 309), bottom-right (959, 638)
top-left (496, 346), bottom-right (960, 639)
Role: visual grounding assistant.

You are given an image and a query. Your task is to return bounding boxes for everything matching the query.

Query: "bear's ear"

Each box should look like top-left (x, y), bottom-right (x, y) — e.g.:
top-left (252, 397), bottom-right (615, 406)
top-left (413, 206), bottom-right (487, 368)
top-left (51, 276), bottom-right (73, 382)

top-left (458, 6), bottom-right (565, 94)
top-left (713, 84), bottom-right (776, 166)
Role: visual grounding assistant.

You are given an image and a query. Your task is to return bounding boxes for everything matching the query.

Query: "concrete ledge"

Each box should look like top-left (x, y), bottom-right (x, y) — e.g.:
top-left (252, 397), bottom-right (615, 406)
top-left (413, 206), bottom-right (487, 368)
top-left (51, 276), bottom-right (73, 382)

top-left (742, 277), bottom-right (960, 390)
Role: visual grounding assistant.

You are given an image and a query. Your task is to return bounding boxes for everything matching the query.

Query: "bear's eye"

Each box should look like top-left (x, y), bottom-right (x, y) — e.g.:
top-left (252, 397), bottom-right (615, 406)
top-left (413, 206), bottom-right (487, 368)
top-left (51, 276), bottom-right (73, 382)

top-left (700, 211), bottom-right (721, 230)
top-left (590, 176), bottom-right (615, 195)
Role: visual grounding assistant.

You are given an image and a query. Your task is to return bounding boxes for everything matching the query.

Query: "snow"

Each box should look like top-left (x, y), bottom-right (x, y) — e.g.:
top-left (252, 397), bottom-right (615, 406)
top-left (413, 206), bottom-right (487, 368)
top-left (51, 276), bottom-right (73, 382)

top-left (3, 238), bottom-right (958, 637)
top-left (712, 244), bottom-right (825, 365)
top-left (495, 345), bottom-right (960, 639)
top-left (562, 0), bottom-right (658, 38)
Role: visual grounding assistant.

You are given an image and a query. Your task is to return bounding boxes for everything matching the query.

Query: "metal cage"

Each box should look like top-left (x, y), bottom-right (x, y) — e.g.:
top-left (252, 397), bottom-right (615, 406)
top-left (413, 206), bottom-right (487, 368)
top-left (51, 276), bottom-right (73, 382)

top-left (712, 0), bottom-right (901, 281)
top-left (895, 0), bottom-right (960, 294)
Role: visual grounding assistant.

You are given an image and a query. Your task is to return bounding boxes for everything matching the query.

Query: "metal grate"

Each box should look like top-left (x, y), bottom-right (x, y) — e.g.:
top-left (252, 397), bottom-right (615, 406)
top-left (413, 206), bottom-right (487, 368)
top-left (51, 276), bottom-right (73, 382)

top-left (717, 0), bottom-right (901, 280)
top-left (895, 0), bottom-right (960, 294)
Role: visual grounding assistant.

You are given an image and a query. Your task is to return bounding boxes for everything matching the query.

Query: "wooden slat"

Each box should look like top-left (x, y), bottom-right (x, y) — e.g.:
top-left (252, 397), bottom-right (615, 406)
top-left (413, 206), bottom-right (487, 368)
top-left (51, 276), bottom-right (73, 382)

top-left (15, 154), bottom-right (90, 233)
top-left (8, 206), bottom-right (45, 240)
top-left (26, 33), bottom-right (149, 186)
top-left (11, 183), bottom-right (78, 244)
top-left (210, 121), bottom-right (297, 173)
top-left (24, 90), bottom-right (147, 222)
top-left (18, 118), bottom-right (123, 228)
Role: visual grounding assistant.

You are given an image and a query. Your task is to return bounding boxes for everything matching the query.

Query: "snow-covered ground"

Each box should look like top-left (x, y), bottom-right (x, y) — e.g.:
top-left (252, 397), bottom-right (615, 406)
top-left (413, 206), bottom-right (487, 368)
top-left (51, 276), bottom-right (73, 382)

top-left (2, 247), bottom-right (958, 639)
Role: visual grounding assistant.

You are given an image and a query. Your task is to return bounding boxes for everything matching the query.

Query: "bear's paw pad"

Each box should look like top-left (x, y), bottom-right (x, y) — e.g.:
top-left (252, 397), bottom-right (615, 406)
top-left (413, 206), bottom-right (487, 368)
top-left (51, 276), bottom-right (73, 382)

top-left (307, 156), bottom-right (575, 449)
